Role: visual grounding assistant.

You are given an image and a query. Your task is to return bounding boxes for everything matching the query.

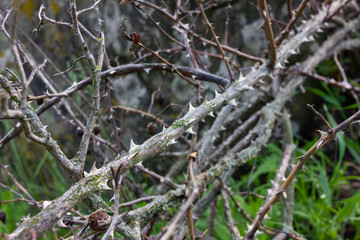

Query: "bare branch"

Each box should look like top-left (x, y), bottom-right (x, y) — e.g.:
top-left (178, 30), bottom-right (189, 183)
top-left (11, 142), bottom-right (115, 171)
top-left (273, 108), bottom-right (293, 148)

top-left (195, 0), bottom-right (235, 81)
top-left (258, 0), bottom-right (277, 66)
top-left (221, 187), bottom-right (242, 239)
top-left (54, 56), bottom-right (86, 76)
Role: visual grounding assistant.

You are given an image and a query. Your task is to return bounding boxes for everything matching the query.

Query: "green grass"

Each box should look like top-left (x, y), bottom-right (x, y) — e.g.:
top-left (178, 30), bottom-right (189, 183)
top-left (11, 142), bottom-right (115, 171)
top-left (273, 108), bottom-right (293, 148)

top-left (0, 122), bottom-right (69, 238)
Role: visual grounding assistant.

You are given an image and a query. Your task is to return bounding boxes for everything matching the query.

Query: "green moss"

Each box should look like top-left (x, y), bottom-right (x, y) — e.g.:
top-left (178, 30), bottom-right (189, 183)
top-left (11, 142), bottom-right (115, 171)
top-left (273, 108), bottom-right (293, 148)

top-left (203, 99), bottom-right (216, 110)
top-left (171, 118), bottom-right (186, 129)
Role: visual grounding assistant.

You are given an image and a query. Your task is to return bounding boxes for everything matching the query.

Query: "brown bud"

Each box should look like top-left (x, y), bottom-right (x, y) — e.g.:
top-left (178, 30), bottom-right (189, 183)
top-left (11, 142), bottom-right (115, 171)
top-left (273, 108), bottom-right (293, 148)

top-left (93, 124), bottom-right (101, 135)
top-left (62, 213), bottom-right (74, 227)
top-left (76, 127), bottom-right (84, 137)
top-left (156, 91), bottom-right (165, 105)
top-left (0, 211), bottom-right (6, 224)
top-left (88, 210), bottom-right (111, 232)
top-left (146, 122), bottom-right (157, 135)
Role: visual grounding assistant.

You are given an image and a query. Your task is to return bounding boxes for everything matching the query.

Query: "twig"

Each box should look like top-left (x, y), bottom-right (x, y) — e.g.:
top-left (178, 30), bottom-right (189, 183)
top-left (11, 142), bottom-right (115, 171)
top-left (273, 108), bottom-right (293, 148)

top-left (196, 105), bottom-right (233, 173)
top-left (26, 59), bottom-right (47, 85)
top-left (222, 184), bottom-right (292, 238)
top-left (208, 198), bottom-right (217, 236)
top-left (112, 104), bottom-right (192, 147)
top-left (221, 187), bottom-right (242, 239)
top-left (334, 51), bottom-right (360, 108)
top-left (28, 92), bottom-right (69, 101)
top-left (160, 188), bottom-right (199, 240)
top-left (139, 43), bottom-right (199, 87)
top-left (224, 3), bottom-right (231, 46)
top-left (0, 8), bottom-right (12, 39)
top-left (209, 110), bottom-right (261, 161)
top-left (307, 104), bottom-right (332, 130)
top-left (54, 56), bottom-right (86, 76)
top-left (136, 165), bottom-right (179, 189)
top-left (77, 0), bottom-right (102, 15)
top-left (107, 63), bottom-right (230, 87)
top-left (6, 25), bottom-right (28, 110)
top-left (182, 31), bottom-right (199, 69)
top-left (286, 0), bottom-right (293, 19)
top-left (70, 0), bottom-right (106, 170)
top-left (325, 0), bottom-right (352, 21)
top-left (32, 5), bottom-right (72, 37)
top-left (258, 0), bottom-right (276, 66)
top-left (247, 157), bottom-right (258, 191)
top-left (275, 0), bottom-right (309, 46)
top-left (117, 196), bottom-right (157, 208)
top-left (0, 183), bottom-right (24, 198)
top-left (195, 0), bottom-right (235, 81)
top-left (104, 72), bottom-right (122, 153)
top-left (274, 109), bottom-right (296, 239)
top-left (52, 105), bottom-right (118, 152)
top-left (147, 84), bottom-right (162, 114)
top-left (185, 151), bottom-right (198, 240)
top-left (102, 165), bottom-right (124, 239)
top-left (0, 164), bottom-right (40, 210)
top-left (289, 67), bottom-right (360, 93)
top-left (333, 52), bottom-right (348, 84)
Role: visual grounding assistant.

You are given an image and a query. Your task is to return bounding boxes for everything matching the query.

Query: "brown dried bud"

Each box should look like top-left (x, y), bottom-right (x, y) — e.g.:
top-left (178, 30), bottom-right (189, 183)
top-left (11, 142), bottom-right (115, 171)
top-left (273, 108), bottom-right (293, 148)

top-left (62, 213), bottom-right (74, 227)
top-left (93, 124), bottom-right (101, 135)
top-left (146, 122), bottom-right (157, 135)
top-left (76, 127), bottom-right (84, 137)
top-left (88, 210), bottom-right (111, 232)
top-left (156, 91), bottom-right (165, 105)
top-left (0, 211), bottom-right (6, 224)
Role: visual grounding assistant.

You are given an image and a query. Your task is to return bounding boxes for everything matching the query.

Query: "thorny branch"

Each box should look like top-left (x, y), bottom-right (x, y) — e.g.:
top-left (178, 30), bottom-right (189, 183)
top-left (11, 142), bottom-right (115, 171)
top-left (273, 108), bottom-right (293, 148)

top-left (257, 0), bottom-right (276, 66)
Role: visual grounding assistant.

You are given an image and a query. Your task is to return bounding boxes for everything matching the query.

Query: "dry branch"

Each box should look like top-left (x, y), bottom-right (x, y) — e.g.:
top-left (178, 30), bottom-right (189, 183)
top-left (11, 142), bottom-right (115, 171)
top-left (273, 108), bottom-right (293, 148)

top-left (258, 0), bottom-right (276, 66)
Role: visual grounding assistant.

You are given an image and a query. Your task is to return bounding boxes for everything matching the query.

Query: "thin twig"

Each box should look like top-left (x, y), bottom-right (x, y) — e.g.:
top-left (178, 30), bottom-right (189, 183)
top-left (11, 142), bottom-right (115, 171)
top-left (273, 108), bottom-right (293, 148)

top-left (102, 165), bottom-right (123, 239)
top-left (0, 8), bottom-right (12, 39)
top-left (275, 0), bottom-right (309, 46)
top-left (195, 0), bottom-right (235, 81)
top-left (117, 196), bottom-right (158, 208)
top-left (289, 67), bottom-right (360, 92)
top-left (286, 0), bottom-right (293, 19)
top-left (136, 165), bottom-right (179, 189)
top-left (77, 0), bottom-right (102, 15)
top-left (26, 59), bottom-right (47, 85)
top-left (54, 56), bottom-right (86, 76)
top-left (160, 188), bottom-right (199, 240)
top-left (0, 164), bottom-right (40, 210)
top-left (333, 52), bottom-right (348, 84)
top-left (221, 187), bottom-right (242, 239)
top-left (258, 0), bottom-right (276, 66)
top-left (307, 104), bottom-right (332, 130)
